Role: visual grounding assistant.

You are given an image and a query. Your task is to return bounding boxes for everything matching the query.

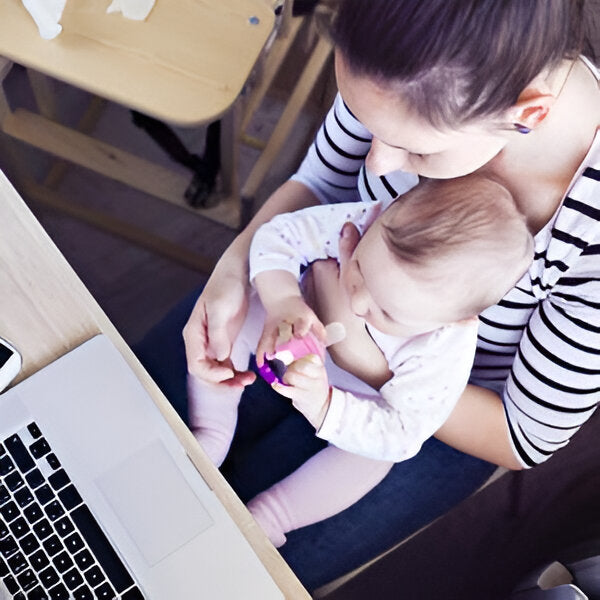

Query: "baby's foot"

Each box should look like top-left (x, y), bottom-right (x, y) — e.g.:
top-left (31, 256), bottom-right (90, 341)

top-left (187, 374), bottom-right (240, 467)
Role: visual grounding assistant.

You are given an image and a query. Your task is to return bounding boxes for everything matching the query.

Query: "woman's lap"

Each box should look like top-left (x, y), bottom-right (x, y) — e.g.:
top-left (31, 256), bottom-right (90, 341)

top-left (133, 288), bottom-right (496, 591)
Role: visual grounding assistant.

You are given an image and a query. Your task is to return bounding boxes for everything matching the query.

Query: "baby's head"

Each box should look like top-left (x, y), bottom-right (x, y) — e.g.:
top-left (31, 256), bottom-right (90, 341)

top-left (341, 175), bottom-right (533, 337)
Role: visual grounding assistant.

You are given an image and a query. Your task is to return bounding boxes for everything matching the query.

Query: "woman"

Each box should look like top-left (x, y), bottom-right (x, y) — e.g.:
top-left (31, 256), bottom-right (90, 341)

top-left (135, 0), bottom-right (600, 590)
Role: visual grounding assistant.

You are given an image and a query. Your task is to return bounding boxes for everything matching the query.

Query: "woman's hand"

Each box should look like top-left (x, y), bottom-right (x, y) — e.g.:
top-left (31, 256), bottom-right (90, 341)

top-left (183, 268), bottom-right (256, 389)
top-left (182, 180), bottom-right (321, 389)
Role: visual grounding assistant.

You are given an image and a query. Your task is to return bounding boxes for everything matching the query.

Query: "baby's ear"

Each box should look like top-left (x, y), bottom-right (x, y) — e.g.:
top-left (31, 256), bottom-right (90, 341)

top-left (338, 222), bottom-right (361, 266)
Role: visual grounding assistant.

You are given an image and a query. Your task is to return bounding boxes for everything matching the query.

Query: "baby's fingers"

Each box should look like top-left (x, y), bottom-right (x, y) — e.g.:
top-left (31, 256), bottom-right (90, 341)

top-left (283, 354), bottom-right (325, 385)
top-left (256, 325), bottom-right (279, 368)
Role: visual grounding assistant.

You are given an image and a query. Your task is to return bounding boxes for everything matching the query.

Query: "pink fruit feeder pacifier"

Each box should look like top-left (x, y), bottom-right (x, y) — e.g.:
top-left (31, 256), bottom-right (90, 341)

top-left (258, 322), bottom-right (346, 385)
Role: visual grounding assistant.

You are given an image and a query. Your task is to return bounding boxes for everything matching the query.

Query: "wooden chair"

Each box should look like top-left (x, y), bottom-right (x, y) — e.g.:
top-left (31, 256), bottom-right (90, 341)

top-left (0, 0), bottom-right (334, 272)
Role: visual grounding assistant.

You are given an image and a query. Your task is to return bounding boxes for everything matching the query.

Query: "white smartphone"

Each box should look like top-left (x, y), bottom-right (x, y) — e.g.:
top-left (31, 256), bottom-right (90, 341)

top-left (0, 336), bottom-right (22, 392)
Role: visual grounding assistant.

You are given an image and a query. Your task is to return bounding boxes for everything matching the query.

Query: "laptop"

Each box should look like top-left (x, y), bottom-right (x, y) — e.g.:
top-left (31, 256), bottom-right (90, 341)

top-left (0, 334), bottom-right (285, 599)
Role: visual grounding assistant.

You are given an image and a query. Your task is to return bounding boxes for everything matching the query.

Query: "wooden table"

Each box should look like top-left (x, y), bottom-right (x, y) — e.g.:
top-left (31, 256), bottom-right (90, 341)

top-left (0, 0), bottom-right (277, 271)
top-left (0, 169), bottom-right (310, 599)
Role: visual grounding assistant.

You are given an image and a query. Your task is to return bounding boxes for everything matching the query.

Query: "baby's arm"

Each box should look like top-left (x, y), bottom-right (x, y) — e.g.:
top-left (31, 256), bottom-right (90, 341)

top-left (317, 320), bottom-right (480, 461)
top-left (249, 201), bottom-right (380, 367)
top-left (253, 269), bottom-right (326, 367)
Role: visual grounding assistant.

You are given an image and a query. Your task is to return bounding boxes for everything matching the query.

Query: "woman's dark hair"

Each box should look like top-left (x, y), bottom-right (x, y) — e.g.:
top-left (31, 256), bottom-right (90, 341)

top-left (331, 0), bottom-right (592, 128)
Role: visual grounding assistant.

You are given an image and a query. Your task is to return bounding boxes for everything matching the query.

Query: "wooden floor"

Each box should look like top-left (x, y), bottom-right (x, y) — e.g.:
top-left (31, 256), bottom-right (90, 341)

top-left (0, 64), bottom-right (318, 344)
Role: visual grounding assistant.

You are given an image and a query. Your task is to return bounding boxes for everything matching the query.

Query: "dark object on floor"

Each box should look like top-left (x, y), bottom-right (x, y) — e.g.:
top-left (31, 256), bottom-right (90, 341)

top-left (130, 111), bottom-right (221, 208)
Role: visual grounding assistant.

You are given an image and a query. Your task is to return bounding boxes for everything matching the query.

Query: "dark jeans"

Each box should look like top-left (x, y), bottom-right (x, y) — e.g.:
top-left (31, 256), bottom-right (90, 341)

top-left (132, 287), bottom-right (497, 592)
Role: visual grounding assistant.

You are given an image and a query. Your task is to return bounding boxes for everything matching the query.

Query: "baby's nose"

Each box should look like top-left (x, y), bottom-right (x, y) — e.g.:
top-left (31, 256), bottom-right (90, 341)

top-left (349, 290), bottom-right (369, 318)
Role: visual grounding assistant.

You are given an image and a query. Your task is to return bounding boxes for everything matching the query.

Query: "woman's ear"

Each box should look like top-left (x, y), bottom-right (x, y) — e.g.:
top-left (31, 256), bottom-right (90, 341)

top-left (506, 80), bottom-right (556, 132)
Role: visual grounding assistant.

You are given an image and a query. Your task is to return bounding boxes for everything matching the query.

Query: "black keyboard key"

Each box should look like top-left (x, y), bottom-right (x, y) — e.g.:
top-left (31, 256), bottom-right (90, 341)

top-left (27, 424), bottom-right (42, 440)
top-left (5, 435), bottom-right (35, 473)
top-left (63, 567), bottom-right (84, 590)
top-left (14, 487), bottom-right (34, 508)
top-left (0, 517), bottom-right (9, 538)
top-left (71, 506), bottom-right (133, 593)
top-left (5, 471), bottom-right (24, 492)
top-left (54, 516), bottom-right (74, 538)
top-left (94, 582), bottom-right (116, 599)
top-left (9, 517), bottom-right (30, 539)
top-left (8, 550), bottom-right (28, 574)
top-left (0, 445), bottom-right (4, 457)
top-left (26, 586), bottom-right (47, 599)
top-left (44, 501), bottom-right (64, 522)
top-left (72, 585), bottom-right (94, 600)
top-left (14, 591), bottom-right (26, 600)
top-left (52, 550), bottom-right (73, 574)
top-left (73, 549), bottom-right (93, 571)
top-left (48, 470), bottom-right (69, 491)
top-left (0, 484), bottom-right (10, 505)
top-left (83, 565), bottom-right (104, 588)
top-left (17, 567), bottom-right (38, 590)
top-left (24, 503), bottom-right (44, 525)
top-left (64, 532), bottom-right (84, 554)
top-left (38, 565), bottom-right (60, 588)
top-left (35, 485), bottom-right (55, 506)
top-left (19, 532), bottom-right (40, 555)
top-left (29, 439), bottom-right (51, 460)
top-left (25, 469), bottom-right (44, 490)
top-left (48, 582), bottom-right (70, 600)
top-left (0, 455), bottom-right (15, 476)
top-left (33, 519), bottom-right (53, 541)
top-left (0, 536), bottom-right (18, 558)
top-left (58, 486), bottom-right (82, 511)
top-left (29, 549), bottom-right (49, 571)
top-left (0, 500), bottom-right (19, 522)
top-left (0, 556), bottom-right (7, 576)
top-left (46, 455), bottom-right (61, 471)
top-left (121, 587), bottom-right (144, 600)
top-left (42, 535), bottom-right (63, 557)
top-left (4, 573), bottom-right (19, 594)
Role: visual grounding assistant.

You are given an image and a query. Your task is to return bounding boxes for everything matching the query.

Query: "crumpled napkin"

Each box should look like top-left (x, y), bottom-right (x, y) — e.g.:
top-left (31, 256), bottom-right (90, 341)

top-left (106, 0), bottom-right (156, 21)
top-left (22, 0), bottom-right (66, 40)
top-left (22, 0), bottom-right (156, 41)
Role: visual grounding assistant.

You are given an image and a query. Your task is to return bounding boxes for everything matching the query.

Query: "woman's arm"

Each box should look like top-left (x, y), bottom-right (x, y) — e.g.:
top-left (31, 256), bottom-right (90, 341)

top-left (434, 385), bottom-right (524, 470)
top-left (183, 180), bottom-right (320, 384)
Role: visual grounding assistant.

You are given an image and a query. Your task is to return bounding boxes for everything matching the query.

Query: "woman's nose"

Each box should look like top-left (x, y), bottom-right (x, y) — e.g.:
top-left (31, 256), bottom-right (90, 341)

top-left (365, 138), bottom-right (410, 176)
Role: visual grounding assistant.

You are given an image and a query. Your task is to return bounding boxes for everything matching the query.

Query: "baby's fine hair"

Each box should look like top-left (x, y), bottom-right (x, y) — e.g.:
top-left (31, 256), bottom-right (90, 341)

top-left (382, 176), bottom-right (534, 315)
top-left (331, 0), bottom-right (594, 128)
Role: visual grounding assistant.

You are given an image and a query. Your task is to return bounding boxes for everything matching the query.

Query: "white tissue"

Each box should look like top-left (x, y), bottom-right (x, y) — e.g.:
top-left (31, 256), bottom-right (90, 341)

top-left (22, 0), bottom-right (66, 40)
top-left (106, 0), bottom-right (156, 21)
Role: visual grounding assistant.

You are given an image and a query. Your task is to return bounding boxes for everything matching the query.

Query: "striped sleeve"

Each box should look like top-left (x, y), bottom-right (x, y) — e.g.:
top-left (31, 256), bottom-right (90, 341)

top-left (474, 165), bottom-right (600, 468)
top-left (291, 93), bottom-right (371, 205)
top-left (504, 263), bottom-right (600, 467)
top-left (291, 93), bottom-right (418, 206)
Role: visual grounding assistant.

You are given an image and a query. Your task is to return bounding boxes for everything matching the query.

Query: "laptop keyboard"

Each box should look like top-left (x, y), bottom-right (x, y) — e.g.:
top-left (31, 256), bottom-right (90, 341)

top-left (0, 422), bottom-right (145, 600)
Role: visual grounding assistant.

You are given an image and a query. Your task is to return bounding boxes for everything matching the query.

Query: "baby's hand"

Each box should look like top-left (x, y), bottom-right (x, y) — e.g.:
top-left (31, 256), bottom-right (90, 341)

top-left (272, 354), bottom-right (331, 429)
top-left (256, 297), bottom-right (327, 367)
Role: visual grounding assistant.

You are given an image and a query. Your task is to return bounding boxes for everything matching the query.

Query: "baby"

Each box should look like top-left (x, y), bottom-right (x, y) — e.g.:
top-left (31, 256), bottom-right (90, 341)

top-left (188, 174), bottom-right (534, 546)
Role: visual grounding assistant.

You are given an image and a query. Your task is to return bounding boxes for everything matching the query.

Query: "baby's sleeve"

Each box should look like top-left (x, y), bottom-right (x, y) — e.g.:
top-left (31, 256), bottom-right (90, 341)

top-left (249, 201), bottom-right (381, 283)
top-left (317, 321), bottom-right (479, 461)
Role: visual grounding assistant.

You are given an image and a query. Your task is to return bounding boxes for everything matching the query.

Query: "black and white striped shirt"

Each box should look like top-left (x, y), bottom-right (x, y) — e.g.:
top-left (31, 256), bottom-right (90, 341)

top-left (291, 84), bottom-right (600, 469)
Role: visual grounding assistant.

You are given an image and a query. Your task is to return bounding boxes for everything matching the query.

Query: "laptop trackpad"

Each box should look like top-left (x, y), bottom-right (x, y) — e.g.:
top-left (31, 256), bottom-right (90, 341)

top-left (96, 440), bottom-right (213, 566)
